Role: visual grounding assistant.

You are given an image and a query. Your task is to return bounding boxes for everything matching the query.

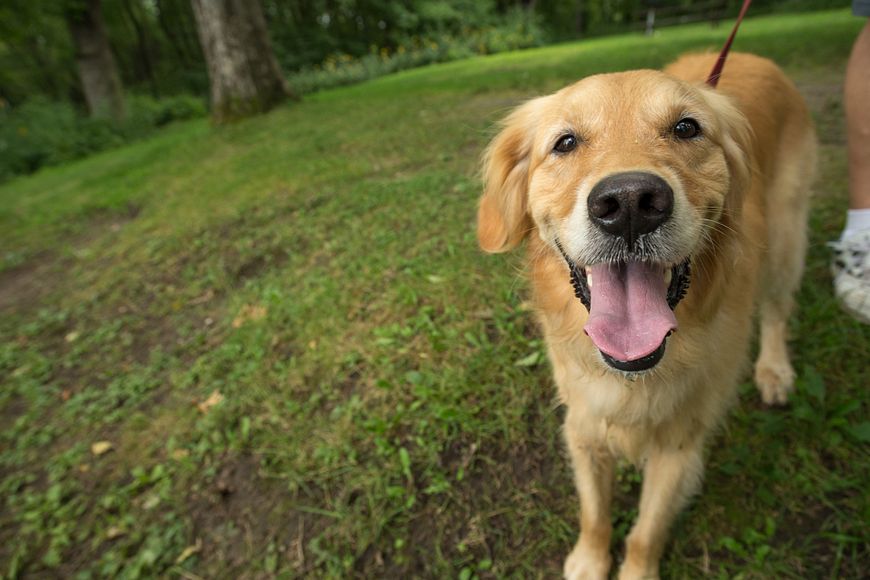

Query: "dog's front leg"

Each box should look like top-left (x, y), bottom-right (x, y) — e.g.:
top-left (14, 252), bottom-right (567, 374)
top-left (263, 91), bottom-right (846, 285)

top-left (563, 418), bottom-right (615, 580)
top-left (618, 444), bottom-right (704, 580)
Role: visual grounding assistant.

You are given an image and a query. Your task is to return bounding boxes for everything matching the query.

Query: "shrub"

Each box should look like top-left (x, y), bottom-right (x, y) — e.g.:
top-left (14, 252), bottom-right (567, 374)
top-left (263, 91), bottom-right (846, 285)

top-left (288, 8), bottom-right (545, 95)
top-left (0, 94), bottom-right (206, 183)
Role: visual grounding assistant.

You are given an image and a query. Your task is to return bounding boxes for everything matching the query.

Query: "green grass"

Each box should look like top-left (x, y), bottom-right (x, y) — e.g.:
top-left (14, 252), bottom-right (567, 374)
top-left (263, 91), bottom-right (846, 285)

top-left (1, 8), bottom-right (868, 579)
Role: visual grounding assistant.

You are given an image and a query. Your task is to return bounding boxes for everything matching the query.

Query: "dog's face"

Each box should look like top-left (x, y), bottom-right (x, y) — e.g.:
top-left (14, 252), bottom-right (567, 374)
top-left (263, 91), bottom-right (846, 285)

top-left (478, 70), bottom-right (751, 372)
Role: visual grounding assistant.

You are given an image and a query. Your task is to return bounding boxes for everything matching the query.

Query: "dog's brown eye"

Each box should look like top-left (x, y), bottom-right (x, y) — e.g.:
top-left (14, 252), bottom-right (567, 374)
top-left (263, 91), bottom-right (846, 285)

top-left (673, 118), bottom-right (701, 140)
top-left (554, 134), bottom-right (578, 153)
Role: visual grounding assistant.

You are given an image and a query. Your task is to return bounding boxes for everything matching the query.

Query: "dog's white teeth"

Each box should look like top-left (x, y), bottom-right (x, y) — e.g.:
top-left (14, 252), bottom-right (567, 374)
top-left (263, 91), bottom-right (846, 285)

top-left (586, 268), bottom-right (593, 289)
top-left (664, 268), bottom-right (673, 286)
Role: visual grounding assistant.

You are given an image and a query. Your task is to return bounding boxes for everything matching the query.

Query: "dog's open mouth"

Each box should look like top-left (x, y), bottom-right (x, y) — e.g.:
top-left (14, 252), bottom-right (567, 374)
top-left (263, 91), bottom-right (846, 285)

top-left (558, 242), bottom-right (691, 372)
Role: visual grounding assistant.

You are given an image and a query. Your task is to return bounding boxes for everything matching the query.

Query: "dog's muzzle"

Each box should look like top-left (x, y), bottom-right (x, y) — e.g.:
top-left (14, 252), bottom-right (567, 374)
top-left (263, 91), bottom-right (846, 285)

top-left (556, 172), bottom-right (690, 373)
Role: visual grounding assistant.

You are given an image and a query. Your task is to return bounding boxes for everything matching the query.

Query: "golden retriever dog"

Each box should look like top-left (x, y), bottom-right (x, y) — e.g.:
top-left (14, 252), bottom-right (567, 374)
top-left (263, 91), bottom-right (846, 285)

top-left (477, 52), bottom-right (816, 578)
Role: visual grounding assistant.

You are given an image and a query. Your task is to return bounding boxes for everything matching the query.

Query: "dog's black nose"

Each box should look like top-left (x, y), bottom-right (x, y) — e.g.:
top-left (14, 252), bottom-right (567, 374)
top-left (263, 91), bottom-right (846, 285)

top-left (587, 171), bottom-right (674, 245)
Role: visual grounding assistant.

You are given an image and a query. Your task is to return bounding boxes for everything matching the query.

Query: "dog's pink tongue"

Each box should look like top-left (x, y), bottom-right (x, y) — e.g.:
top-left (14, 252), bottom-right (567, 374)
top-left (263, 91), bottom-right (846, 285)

top-left (584, 262), bottom-right (677, 361)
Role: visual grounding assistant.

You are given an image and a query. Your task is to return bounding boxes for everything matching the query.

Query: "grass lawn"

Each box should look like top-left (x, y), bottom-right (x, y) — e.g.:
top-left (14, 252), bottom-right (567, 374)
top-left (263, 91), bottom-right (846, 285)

top-left (1, 8), bottom-right (868, 579)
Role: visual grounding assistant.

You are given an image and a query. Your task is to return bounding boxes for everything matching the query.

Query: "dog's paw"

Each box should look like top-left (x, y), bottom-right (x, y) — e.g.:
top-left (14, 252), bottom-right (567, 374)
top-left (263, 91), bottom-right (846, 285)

top-left (754, 359), bottom-right (795, 405)
top-left (617, 564), bottom-right (660, 580)
top-left (564, 543), bottom-right (611, 580)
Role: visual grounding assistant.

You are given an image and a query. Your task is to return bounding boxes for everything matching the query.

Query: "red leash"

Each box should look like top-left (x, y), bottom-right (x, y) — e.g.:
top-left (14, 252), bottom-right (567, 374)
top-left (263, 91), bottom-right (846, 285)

top-left (706, 0), bottom-right (754, 87)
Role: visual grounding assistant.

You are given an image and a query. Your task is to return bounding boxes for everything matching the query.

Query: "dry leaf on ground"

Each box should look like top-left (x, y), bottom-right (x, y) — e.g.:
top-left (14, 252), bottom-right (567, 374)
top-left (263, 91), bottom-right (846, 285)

top-left (232, 304), bottom-right (267, 328)
top-left (91, 441), bottom-right (113, 456)
top-left (175, 538), bottom-right (203, 564)
top-left (197, 390), bottom-right (224, 413)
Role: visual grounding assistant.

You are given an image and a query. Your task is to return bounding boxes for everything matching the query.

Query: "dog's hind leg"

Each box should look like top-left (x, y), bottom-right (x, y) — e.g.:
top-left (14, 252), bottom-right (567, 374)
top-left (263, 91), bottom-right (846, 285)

top-left (754, 128), bottom-right (817, 405)
top-left (563, 416), bottom-right (615, 580)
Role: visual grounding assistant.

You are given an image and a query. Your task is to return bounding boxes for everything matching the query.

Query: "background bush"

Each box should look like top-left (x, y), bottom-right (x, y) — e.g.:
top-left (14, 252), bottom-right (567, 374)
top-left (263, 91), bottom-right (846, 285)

top-left (0, 95), bottom-right (206, 183)
top-left (288, 8), bottom-right (544, 94)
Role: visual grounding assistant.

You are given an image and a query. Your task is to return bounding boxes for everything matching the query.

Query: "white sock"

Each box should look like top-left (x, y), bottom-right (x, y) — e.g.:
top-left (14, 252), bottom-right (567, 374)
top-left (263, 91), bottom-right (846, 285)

top-left (842, 208), bottom-right (870, 240)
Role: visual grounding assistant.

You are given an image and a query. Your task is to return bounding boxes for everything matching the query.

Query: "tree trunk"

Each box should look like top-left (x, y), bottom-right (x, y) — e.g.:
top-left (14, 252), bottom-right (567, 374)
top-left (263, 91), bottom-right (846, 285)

top-left (122, 0), bottom-right (159, 97)
top-left (575, 0), bottom-right (585, 36)
top-left (67, 0), bottom-right (125, 120)
top-left (190, 0), bottom-right (292, 123)
top-left (155, 0), bottom-right (201, 67)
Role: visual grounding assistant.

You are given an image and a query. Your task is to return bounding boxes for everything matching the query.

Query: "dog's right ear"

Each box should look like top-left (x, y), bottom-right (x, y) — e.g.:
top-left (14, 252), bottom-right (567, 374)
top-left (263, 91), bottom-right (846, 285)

top-left (477, 98), bottom-right (545, 253)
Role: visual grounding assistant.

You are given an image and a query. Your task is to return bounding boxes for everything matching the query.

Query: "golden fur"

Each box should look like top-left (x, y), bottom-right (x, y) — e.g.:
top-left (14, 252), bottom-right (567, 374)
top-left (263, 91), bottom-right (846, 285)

top-left (477, 53), bottom-right (816, 579)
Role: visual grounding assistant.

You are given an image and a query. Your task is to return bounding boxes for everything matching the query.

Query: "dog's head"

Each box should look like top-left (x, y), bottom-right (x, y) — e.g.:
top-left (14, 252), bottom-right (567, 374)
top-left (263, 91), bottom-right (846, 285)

top-left (478, 70), bottom-right (752, 372)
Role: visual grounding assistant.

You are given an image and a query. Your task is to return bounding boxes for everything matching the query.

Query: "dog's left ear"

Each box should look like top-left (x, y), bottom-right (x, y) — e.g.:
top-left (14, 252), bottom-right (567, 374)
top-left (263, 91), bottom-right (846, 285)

top-left (705, 90), bottom-right (753, 223)
top-left (477, 97), bottom-right (547, 253)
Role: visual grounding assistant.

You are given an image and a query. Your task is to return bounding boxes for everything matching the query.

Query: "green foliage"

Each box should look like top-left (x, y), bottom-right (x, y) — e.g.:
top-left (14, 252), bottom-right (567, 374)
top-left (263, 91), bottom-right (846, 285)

top-left (266, 0), bottom-right (506, 71)
top-left (0, 0), bottom-right (204, 106)
top-left (0, 94), bottom-right (205, 182)
top-left (288, 9), bottom-right (544, 94)
top-left (0, 0), bottom-right (76, 104)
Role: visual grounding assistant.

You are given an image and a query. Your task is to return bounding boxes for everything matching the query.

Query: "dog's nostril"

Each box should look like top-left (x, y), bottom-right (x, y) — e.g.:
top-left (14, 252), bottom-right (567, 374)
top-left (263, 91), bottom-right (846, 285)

top-left (590, 195), bottom-right (621, 220)
top-left (640, 191), bottom-right (661, 213)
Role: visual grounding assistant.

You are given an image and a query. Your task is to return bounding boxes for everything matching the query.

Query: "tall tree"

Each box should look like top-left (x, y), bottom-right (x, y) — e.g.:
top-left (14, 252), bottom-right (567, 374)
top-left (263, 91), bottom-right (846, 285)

top-left (66, 0), bottom-right (125, 120)
top-left (575, 0), bottom-right (586, 36)
top-left (190, 0), bottom-right (292, 123)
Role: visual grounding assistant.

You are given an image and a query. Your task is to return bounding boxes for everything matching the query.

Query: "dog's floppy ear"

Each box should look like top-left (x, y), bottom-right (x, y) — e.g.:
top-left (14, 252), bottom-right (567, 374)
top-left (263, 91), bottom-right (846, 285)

top-left (477, 97), bottom-right (546, 253)
top-left (705, 90), bottom-right (753, 224)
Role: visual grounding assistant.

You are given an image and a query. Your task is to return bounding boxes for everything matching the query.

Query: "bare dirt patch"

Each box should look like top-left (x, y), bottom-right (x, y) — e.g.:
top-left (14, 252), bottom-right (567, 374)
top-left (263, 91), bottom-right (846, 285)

top-left (796, 79), bottom-right (846, 146)
top-left (0, 252), bottom-right (60, 313)
top-left (187, 453), bottom-right (331, 578)
top-left (1, 204), bottom-right (142, 315)
top-left (69, 203), bottom-right (142, 248)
